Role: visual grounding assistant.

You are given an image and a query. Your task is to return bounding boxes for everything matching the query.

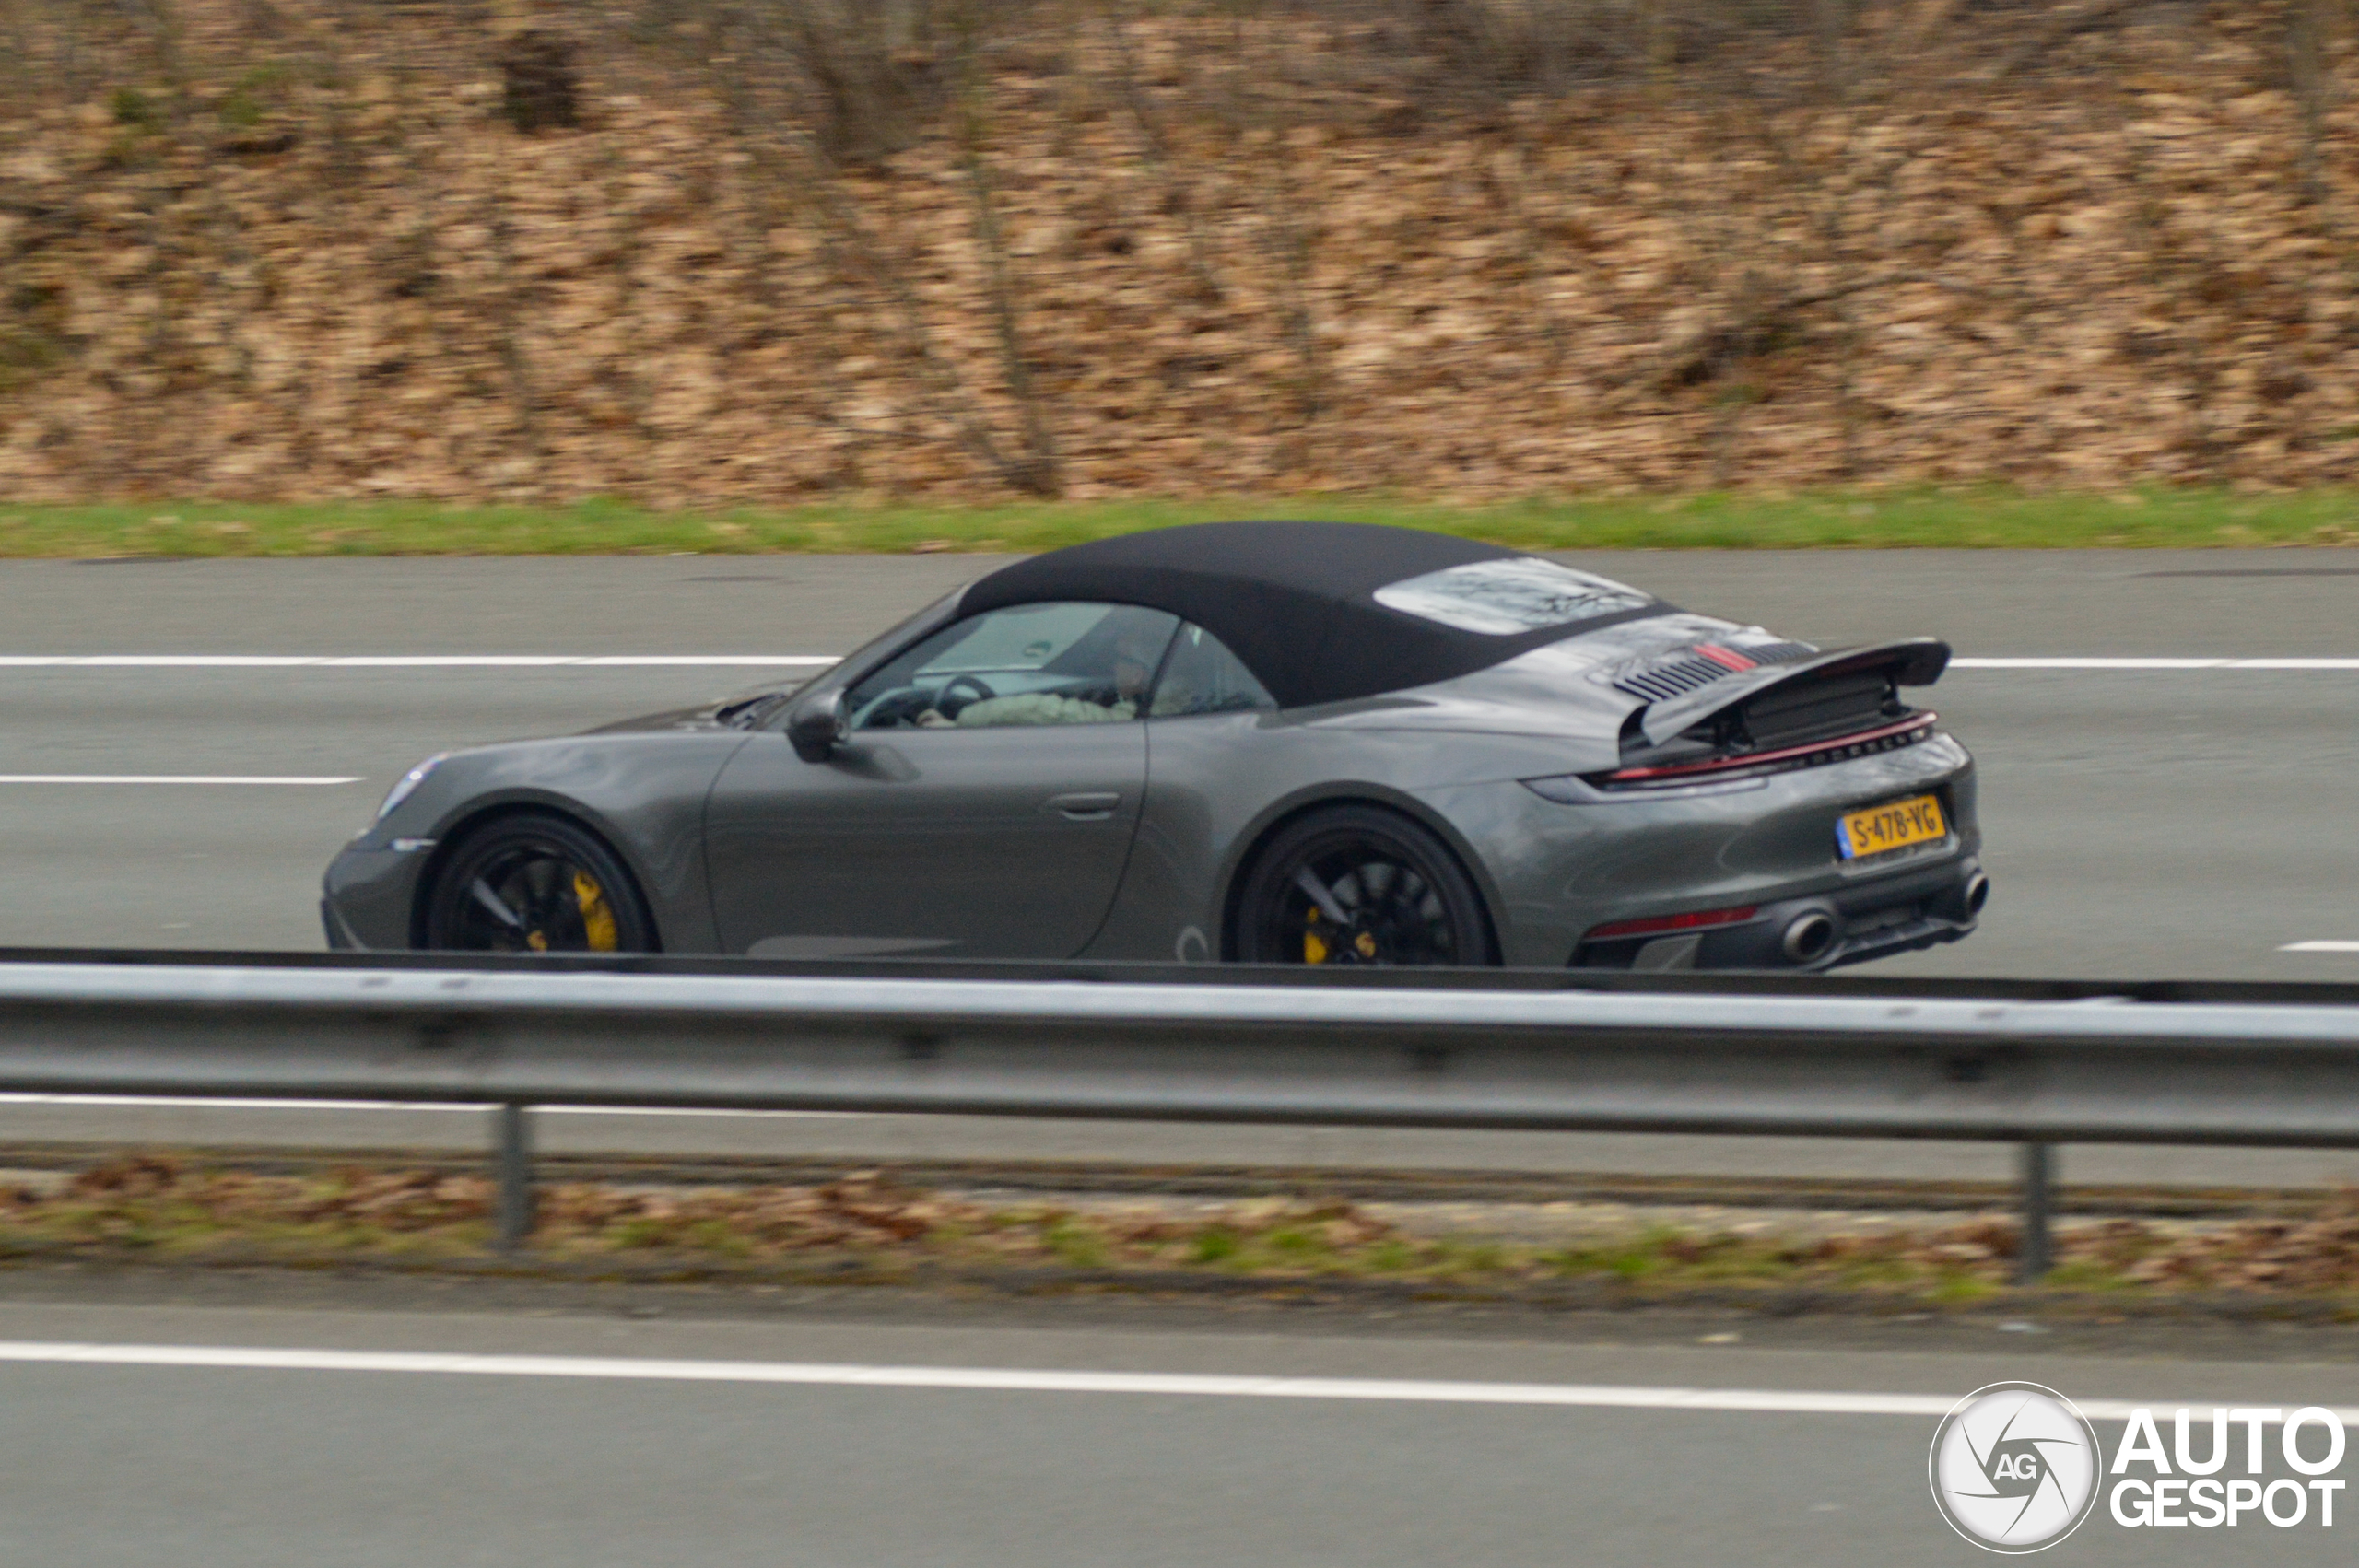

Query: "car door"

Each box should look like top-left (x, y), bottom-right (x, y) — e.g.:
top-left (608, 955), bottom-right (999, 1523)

top-left (703, 602), bottom-right (1177, 959)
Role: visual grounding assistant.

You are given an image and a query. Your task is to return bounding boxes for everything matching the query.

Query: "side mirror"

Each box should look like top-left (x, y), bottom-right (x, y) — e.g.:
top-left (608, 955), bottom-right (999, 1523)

top-left (786, 689), bottom-right (847, 763)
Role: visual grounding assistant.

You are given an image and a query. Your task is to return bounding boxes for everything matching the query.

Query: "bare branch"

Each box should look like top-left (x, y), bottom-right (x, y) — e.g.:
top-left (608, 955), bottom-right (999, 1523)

top-left (1103, 6), bottom-right (1225, 306)
top-left (953, 11), bottom-right (1061, 497)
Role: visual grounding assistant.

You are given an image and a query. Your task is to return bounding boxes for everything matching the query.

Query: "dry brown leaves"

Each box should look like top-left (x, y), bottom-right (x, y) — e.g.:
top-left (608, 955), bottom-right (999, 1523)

top-left (2103, 1211), bottom-right (2359, 1292)
top-left (2, 1157), bottom-right (1402, 1270)
top-left (1704, 1202), bottom-right (2359, 1294)
top-left (2, 3), bottom-right (2357, 505)
top-left (21, 1155), bottom-right (2359, 1299)
top-left (48, 1153), bottom-right (496, 1230)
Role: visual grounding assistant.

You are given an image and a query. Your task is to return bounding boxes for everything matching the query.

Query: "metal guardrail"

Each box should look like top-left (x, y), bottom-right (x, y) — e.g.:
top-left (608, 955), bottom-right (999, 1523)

top-left (4, 957), bottom-right (2359, 1280)
top-left (10, 944), bottom-right (2359, 1007)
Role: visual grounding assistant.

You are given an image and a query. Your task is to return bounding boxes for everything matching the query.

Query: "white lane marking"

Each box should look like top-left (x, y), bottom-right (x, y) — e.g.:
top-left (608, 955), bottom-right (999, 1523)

top-left (7, 654), bottom-right (2359, 672)
top-left (0, 775), bottom-right (359, 786)
top-left (536, 1105), bottom-right (859, 1118)
top-left (0, 655), bottom-right (839, 668)
top-left (2283, 942), bottom-right (2359, 953)
top-left (1951, 657), bottom-right (2359, 670)
top-left (34, 655), bottom-right (318, 667)
top-left (572, 656), bottom-right (838, 668)
top-left (0, 1341), bottom-right (2341, 1421)
top-left (313, 656), bottom-right (576, 667)
top-left (0, 1093), bottom-right (854, 1117)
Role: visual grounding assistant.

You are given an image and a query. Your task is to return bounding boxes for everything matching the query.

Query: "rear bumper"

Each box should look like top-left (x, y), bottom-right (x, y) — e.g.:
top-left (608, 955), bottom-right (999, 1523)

top-left (1572, 853), bottom-right (1986, 972)
top-left (1435, 728), bottom-right (1982, 969)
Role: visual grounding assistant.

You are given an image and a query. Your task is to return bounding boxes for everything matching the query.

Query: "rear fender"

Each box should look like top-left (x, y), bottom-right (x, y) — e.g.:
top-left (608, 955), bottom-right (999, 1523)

top-left (1215, 784), bottom-right (1508, 963)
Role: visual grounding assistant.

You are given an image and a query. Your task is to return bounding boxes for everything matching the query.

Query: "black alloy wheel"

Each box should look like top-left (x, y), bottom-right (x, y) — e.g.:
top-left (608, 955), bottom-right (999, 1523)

top-left (422, 814), bottom-right (655, 954)
top-left (1235, 805), bottom-right (1496, 967)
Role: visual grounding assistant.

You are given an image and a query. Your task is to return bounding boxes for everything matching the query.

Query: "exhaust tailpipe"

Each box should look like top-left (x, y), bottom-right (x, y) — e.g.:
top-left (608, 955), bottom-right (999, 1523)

top-left (1962, 872), bottom-right (1990, 918)
top-left (1780, 910), bottom-right (1837, 964)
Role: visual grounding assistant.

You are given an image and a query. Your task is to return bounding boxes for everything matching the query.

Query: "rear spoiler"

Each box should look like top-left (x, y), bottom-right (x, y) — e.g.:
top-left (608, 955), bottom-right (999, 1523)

top-left (1636, 638), bottom-right (1952, 746)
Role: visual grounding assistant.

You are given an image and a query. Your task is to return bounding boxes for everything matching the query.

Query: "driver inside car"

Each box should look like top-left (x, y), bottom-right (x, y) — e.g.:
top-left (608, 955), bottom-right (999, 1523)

top-left (913, 625), bottom-right (1164, 728)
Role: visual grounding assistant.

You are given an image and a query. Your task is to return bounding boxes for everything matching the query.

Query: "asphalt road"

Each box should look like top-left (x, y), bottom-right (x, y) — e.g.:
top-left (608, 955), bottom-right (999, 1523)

top-left (4, 547), bottom-right (2355, 1568)
top-left (0, 1292), bottom-right (2352, 1566)
top-left (4, 549), bottom-right (2356, 971)
top-left (3, 549), bottom-right (2357, 1186)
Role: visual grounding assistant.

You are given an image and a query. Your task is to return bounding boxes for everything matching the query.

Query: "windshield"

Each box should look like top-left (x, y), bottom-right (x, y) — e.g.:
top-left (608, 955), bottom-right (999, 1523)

top-left (1372, 557), bottom-right (1652, 636)
top-left (913, 601), bottom-right (1114, 674)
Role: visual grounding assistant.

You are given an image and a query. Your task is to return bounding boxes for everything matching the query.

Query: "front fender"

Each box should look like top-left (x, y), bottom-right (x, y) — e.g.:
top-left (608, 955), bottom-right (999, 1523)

top-left (352, 732), bottom-right (751, 951)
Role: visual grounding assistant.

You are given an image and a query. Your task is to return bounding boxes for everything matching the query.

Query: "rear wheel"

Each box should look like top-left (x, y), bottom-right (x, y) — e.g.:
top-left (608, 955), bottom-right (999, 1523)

top-left (422, 814), bottom-right (655, 954)
top-left (1233, 806), bottom-right (1495, 967)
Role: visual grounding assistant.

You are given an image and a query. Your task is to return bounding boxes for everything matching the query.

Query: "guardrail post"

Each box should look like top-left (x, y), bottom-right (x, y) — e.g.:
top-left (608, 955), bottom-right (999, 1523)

top-left (495, 1103), bottom-right (535, 1253)
top-left (2017, 1141), bottom-right (2053, 1284)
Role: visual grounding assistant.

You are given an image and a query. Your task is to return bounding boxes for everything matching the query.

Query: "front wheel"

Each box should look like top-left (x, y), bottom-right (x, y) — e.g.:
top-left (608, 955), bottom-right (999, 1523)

top-left (1233, 806), bottom-right (1496, 967)
top-left (421, 814), bottom-right (656, 954)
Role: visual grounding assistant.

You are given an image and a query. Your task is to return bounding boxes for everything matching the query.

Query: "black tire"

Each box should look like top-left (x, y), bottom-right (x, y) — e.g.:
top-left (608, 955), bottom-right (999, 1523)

top-left (421, 813), bottom-right (656, 954)
top-left (1233, 805), bottom-right (1496, 967)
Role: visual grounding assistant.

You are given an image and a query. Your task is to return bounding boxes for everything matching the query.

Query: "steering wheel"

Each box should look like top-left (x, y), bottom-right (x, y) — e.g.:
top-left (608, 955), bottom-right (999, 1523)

top-left (850, 688), bottom-right (926, 730)
top-left (937, 673), bottom-right (997, 715)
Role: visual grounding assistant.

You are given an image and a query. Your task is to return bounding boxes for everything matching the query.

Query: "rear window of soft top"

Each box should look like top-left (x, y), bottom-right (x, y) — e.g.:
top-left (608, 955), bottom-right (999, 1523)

top-left (1371, 557), bottom-right (1652, 635)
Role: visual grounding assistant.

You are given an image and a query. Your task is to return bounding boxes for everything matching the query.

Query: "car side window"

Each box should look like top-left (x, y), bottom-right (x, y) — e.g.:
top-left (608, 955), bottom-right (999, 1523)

top-left (847, 603), bottom-right (1180, 731)
top-left (1148, 623), bottom-right (1277, 718)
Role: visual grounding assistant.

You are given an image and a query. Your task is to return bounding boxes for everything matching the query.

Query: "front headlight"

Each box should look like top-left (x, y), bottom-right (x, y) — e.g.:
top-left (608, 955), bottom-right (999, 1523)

top-left (376, 754), bottom-right (446, 820)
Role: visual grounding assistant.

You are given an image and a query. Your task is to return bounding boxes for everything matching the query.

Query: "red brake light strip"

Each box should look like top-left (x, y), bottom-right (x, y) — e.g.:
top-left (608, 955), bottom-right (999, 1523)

top-left (1584, 905), bottom-right (1760, 942)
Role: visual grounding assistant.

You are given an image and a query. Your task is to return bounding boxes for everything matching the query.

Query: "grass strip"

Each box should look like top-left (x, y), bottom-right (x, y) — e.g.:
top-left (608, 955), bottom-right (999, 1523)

top-left (3, 488), bottom-right (2359, 557)
top-left (9, 1156), bottom-right (2359, 1309)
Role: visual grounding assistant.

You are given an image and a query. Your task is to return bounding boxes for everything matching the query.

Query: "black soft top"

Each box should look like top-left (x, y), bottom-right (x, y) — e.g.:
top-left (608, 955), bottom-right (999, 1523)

top-left (958, 521), bottom-right (1667, 709)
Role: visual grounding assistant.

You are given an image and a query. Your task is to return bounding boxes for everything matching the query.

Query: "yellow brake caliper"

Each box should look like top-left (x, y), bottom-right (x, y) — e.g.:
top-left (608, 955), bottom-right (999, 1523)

top-left (573, 870), bottom-right (619, 953)
top-left (1303, 907), bottom-right (1327, 965)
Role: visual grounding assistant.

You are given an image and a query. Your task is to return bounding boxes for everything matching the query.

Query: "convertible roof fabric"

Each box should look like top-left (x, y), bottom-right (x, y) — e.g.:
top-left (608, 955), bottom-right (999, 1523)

top-left (957, 521), bottom-right (1667, 708)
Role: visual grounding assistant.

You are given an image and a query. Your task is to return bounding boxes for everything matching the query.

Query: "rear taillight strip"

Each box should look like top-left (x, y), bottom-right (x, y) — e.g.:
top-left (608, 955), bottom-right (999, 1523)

top-left (1583, 904), bottom-right (1761, 942)
top-left (1594, 713), bottom-right (1938, 790)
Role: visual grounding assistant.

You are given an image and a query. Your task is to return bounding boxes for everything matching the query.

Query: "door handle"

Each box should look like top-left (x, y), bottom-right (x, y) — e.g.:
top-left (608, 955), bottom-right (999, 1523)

top-left (1044, 791), bottom-right (1121, 821)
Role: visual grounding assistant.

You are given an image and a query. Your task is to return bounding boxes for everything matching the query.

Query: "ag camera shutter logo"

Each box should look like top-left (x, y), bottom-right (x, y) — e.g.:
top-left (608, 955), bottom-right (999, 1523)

top-left (1929, 1382), bottom-right (2103, 1552)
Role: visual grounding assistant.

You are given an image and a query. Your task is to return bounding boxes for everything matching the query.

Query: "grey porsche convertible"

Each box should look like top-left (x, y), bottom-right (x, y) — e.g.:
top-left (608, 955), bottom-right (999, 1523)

top-left (323, 521), bottom-right (1986, 971)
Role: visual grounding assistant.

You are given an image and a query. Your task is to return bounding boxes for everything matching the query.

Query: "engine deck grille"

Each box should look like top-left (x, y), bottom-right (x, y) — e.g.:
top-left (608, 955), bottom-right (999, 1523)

top-left (1742, 670), bottom-right (1899, 750)
top-left (1608, 640), bottom-right (1818, 704)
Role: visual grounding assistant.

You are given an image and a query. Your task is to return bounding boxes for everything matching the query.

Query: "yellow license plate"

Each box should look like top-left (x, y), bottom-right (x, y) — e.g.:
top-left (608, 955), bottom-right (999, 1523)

top-left (1837, 794), bottom-right (1947, 860)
